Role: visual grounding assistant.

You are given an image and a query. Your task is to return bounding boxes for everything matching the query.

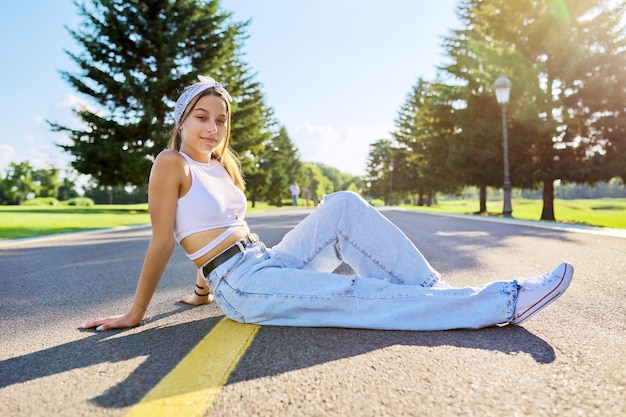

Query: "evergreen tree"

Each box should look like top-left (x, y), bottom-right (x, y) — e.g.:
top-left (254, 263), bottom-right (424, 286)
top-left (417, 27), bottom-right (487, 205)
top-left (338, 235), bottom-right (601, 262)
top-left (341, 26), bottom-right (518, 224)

top-left (443, 0), bottom-right (626, 220)
top-left (392, 79), bottom-right (459, 205)
top-left (392, 80), bottom-right (426, 203)
top-left (227, 63), bottom-right (276, 195)
top-left (51, 0), bottom-right (273, 193)
top-left (365, 139), bottom-right (394, 203)
top-left (438, 21), bottom-right (510, 213)
top-left (57, 174), bottom-right (80, 201)
top-left (260, 126), bottom-right (301, 206)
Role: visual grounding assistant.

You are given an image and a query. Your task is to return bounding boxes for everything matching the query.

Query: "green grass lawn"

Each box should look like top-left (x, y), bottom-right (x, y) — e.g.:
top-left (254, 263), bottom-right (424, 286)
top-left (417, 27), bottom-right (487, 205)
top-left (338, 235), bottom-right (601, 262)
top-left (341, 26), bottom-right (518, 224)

top-left (0, 201), bottom-right (279, 241)
top-left (0, 204), bottom-right (152, 240)
top-left (402, 198), bottom-right (626, 229)
top-left (1, 198), bottom-right (624, 241)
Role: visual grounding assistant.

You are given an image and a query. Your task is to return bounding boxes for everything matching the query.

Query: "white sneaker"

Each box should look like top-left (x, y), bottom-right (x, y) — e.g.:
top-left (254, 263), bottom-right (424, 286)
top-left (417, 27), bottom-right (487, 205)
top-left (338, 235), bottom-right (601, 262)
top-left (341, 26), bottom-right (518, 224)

top-left (510, 262), bottom-right (574, 325)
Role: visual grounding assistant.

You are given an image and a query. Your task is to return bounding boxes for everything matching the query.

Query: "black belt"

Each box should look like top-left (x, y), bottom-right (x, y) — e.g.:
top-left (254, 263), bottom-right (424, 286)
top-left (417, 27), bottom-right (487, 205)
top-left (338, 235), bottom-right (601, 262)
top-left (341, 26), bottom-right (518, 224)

top-left (202, 234), bottom-right (259, 278)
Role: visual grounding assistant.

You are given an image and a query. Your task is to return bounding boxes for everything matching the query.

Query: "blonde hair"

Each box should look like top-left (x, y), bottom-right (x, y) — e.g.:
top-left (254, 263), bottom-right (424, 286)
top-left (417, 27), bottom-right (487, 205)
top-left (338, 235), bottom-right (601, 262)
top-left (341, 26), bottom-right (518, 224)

top-left (167, 89), bottom-right (245, 191)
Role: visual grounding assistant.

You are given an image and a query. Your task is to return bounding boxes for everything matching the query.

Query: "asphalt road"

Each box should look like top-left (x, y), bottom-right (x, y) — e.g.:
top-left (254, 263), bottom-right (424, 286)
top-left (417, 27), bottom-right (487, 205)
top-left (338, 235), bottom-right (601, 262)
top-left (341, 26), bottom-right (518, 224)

top-left (1, 208), bottom-right (624, 416)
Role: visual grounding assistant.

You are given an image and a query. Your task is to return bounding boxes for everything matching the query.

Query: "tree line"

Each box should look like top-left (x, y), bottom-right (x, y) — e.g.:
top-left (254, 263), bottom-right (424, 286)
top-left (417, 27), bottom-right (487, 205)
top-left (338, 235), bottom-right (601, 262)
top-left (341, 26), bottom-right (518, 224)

top-left (5, 0), bottom-right (624, 216)
top-left (0, 162), bottom-right (79, 205)
top-left (0, 157), bottom-right (362, 206)
top-left (365, 0), bottom-right (626, 220)
top-left (2, 157), bottom-right (621, 206)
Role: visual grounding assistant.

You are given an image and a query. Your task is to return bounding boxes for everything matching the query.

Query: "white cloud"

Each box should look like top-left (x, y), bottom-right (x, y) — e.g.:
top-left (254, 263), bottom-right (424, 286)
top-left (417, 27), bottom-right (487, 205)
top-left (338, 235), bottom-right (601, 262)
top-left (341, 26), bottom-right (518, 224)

top-left (291, 123), bottom-right (393, 176)
top-left (0, 144), bottom-right (15, 171)
top-left (56, 93), bottom-right (103, 117)
top-left (47, 93), bottom-right (96, 135)
top-left (0, 142), bottom-right (71, 173)
top-left (28, 144), bottom-right (59, 169)
top-left (57, 93), bottom-right (86, 109)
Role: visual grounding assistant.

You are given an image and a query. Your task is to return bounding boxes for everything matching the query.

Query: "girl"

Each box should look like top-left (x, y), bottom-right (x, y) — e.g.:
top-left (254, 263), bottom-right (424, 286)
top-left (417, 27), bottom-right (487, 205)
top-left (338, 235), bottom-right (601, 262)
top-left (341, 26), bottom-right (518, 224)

top-left (80, 75), bottom-right (573, 332)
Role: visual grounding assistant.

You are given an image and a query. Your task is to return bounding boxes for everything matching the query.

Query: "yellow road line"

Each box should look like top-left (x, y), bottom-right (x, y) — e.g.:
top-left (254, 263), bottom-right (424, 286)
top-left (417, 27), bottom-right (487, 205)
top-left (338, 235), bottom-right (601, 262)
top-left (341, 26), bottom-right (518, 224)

top-left (125, 318), bottom-right (260, 417)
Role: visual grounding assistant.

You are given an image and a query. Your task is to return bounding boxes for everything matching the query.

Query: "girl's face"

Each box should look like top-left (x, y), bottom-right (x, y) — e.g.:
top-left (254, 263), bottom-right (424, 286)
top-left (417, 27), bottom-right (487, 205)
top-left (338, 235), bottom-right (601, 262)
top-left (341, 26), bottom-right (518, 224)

top-left (179, 94), bottom-right (229, 161)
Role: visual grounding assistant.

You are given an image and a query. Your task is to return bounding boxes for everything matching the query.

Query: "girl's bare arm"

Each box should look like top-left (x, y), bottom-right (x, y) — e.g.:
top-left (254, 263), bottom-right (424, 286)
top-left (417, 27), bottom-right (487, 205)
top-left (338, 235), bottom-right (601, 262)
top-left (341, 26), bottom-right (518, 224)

top-left (80, 151), bottom-right (183, 331)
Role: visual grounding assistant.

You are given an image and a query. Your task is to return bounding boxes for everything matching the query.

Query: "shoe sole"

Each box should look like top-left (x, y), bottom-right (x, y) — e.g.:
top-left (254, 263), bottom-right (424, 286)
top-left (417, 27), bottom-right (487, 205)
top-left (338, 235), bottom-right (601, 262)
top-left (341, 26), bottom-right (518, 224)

top-left (511, 262), bottom-right (573, 325)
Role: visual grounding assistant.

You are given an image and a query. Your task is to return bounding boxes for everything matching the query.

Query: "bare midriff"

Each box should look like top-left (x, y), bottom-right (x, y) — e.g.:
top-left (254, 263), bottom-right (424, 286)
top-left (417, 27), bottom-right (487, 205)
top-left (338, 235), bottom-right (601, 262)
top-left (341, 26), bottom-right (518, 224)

top-left (181, 224), bottom-right (252, 269)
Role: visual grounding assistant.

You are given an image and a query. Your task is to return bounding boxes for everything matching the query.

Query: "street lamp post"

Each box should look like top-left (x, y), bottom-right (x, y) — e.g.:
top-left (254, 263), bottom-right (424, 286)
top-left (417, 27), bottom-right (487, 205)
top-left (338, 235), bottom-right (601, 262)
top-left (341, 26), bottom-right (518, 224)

top-left (494, 75), bottom-right (513, 218)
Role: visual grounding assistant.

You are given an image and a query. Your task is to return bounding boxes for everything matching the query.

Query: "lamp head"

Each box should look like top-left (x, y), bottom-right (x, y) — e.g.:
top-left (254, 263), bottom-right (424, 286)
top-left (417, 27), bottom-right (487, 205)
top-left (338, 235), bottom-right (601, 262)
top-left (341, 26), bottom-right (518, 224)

top-left (494, 75), bottom-right (512, 104)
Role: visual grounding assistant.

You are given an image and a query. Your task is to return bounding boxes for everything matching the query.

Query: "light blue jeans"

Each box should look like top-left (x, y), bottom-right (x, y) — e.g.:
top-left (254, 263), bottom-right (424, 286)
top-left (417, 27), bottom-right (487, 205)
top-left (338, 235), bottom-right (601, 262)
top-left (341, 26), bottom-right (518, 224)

top-left (205, 191), bottom-right (518, 330)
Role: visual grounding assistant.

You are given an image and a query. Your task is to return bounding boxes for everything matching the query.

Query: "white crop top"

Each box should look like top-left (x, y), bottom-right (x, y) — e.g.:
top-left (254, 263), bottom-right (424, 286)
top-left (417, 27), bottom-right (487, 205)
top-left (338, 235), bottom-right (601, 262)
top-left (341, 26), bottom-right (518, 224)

top-left (174, 152), bottom-right (247, 260)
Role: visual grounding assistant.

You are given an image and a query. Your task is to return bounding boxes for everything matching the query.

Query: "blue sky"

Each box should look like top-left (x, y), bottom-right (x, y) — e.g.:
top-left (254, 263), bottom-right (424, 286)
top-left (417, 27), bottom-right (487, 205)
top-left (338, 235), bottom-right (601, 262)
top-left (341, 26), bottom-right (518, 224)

top-left (0, 0), bottom-right (459, 177)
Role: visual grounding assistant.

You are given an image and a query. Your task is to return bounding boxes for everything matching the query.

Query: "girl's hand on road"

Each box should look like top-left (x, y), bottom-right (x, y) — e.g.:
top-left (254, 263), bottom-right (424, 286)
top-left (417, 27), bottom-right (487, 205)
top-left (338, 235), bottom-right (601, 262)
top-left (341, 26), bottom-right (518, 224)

top-left (79, 313), bottom-right (142, 332)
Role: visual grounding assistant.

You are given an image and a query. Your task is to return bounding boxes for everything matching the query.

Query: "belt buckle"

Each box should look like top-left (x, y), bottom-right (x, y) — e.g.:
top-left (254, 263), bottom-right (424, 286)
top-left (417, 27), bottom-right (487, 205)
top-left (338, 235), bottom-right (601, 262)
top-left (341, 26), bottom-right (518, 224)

top-left (235, 234), bottom-right (259, 251)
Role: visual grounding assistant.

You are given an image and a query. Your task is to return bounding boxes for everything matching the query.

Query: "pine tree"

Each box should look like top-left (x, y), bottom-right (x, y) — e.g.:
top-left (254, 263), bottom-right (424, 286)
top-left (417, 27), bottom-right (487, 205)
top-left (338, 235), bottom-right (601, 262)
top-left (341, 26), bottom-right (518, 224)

top-left (392, 79), bottom-right (458, 206)
top-left (50, 0), bottom-right (273, 191)
top-left (260, 126), bottom-right (301, 206)
top-left (439, 20), bottom-right (507, 213)
top-left (443, 0), bottom-right (626, 220)
top-left (365, 139), bottom-right (394, 203)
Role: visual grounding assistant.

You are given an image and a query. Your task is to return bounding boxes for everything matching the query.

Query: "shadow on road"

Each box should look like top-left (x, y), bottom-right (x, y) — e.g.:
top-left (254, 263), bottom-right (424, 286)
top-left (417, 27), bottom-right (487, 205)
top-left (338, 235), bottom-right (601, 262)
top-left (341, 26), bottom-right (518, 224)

top-left (228, 324), bottom-right (555, 385)
top-left (0, 308), bottom-right (554, 410)
top-left (0, 308), bottom-right (220, 407)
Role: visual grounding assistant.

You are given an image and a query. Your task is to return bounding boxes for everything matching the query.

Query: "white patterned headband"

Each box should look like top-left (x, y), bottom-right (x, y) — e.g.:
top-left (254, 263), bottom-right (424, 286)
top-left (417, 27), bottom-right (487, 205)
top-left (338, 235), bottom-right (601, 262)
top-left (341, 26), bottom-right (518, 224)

top-left (174, 75), bottom-right (233, 125)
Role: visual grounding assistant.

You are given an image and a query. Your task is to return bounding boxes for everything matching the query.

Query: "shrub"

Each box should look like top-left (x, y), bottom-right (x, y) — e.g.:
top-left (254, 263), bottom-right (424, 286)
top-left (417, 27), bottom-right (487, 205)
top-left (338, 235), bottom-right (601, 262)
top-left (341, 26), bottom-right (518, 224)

top-left (64, 197), bottom-right (95, 207)
top-left (369, 198), bottom-right (385, 207)
top-left (23, 197), bottom-right (59, 206)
